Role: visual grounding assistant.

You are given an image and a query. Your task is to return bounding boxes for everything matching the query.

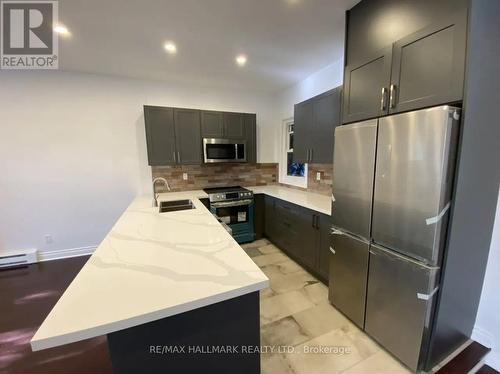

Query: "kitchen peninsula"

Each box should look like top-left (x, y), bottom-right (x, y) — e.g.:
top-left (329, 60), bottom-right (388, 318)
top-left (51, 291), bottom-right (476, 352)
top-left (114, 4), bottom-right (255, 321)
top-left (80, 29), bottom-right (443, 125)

top-left (30, 192), bottom-right (269, 373)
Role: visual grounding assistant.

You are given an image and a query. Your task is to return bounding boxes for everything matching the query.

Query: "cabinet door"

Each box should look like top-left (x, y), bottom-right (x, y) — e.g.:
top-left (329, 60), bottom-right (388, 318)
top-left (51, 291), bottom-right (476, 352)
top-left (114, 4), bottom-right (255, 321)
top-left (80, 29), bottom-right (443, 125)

top-left (264, 196), bottom-right (277, 240)
top-left (342, 46), bottom-right (392, 124)
top-left (243, 114), bottom-right (257, 163)
top-left (311, 88), bottom-right (341, 163)
top-left (317, 213), bottom-right (331, 282)
top-left (296, 207), bottom-right (318, 271)
top-left (389, 11), bottom-right (466, 114)
top-left (174, 108), bottom-right (202, 165)
top-left (293, 101), bottom-right (313, 163)
top-left (201, 111), bottom-right (224, 138)
top-left (143, 106), bottom-right (177, 165)
top-left (223, 112), bottom-right (245, 138)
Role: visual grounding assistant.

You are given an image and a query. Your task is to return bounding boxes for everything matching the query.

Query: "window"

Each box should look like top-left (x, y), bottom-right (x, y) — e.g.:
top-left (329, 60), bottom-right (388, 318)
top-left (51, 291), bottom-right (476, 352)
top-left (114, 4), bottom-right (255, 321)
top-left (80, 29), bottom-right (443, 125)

top-left (285, 123), bottom-right (305, 177)
top-left (280, 118), bottom-right (307, 188)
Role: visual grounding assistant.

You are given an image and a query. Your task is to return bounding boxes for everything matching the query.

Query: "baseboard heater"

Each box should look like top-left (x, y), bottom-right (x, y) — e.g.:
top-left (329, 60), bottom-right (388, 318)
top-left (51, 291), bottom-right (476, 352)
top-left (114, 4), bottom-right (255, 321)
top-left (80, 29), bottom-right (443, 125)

top-left (0, 249), bottom-right (38, 269)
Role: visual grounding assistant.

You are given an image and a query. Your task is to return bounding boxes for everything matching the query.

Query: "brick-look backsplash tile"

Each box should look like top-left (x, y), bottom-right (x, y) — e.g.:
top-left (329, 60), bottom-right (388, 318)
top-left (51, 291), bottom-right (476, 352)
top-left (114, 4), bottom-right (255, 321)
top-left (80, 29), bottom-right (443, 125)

top-left (151, 163), bottom-right (279, 192)
top-left (151, 162), bottom-right (333, 196)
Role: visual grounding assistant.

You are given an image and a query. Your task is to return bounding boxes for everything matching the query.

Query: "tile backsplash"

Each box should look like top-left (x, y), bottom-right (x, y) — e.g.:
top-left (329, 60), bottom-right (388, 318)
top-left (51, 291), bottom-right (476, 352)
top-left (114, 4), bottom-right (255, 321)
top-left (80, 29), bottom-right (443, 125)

top-left (152, 163), bottom-right (279, 192)
top-left (151, 162), bottom-right (333, 196)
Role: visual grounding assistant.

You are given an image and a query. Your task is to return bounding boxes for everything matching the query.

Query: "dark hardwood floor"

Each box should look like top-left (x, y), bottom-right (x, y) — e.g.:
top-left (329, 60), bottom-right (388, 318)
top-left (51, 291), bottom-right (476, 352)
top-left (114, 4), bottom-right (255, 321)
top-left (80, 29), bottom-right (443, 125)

top-left (0, 256), bottom-right (113, 374)
top-left (437, 341), bottom-right (492, 374)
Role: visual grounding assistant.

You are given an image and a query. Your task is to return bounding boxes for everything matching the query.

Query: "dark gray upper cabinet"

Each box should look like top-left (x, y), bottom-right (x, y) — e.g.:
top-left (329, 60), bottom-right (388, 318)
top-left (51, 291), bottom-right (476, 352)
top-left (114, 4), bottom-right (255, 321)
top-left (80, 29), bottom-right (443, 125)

top-left (173, 108), bottom-right (202, 164)
top-left (312, 88), bottom-right (341, 163)
top-left (200, 110), bottom-right (224, 138)
top-left (223, 112), bottom-right (245, 138)
top-left (145, 106), bottom-right (256, 165)
top-left (345, 0), bottom-right (468, 66)
top-left (293, 101), bottom-right (313, 163)
top-left (342, 0), bottom-right (468, 124)
top-left (243, 114), bottom-right (257, 163)
top-left (342, 47), bottom-right (392, 124)
top-left (144, 106), bottom-right (177, 166)
top-left (389, 10), bottom-right (467, 113)
top-left (294, 87), bottom-right (341, 163)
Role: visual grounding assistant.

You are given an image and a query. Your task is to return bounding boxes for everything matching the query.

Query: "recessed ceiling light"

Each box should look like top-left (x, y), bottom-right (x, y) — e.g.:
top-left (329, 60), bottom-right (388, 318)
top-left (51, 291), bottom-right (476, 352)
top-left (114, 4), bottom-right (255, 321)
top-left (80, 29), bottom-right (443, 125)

top-left (54, 25), bottom-right (69, 35)
top-left (236, 54), bottom-right (247, 66)
top-left (164, 42), bottom-right (177, 54)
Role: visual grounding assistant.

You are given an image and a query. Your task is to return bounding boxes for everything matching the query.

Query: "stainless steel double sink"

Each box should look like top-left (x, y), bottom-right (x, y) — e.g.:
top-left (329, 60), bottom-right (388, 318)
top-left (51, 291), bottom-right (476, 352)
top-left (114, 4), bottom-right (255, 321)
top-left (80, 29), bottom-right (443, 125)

top-left (159, 199), bottom-right (195, 213)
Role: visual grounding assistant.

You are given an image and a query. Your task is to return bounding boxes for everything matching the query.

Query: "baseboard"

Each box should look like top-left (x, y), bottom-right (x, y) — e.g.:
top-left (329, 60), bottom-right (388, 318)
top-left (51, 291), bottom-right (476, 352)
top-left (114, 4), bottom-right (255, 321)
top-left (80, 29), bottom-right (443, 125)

top-left (38, 245), bottom-right (97, 262)
top-left (472, 326), bottom-right (499, 371)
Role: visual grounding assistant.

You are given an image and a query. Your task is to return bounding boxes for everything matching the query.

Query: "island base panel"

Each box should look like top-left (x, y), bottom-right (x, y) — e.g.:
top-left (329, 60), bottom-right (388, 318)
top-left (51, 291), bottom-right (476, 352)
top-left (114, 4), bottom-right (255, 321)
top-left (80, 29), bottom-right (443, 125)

top-left (107, 291), bottom-right (260, 374)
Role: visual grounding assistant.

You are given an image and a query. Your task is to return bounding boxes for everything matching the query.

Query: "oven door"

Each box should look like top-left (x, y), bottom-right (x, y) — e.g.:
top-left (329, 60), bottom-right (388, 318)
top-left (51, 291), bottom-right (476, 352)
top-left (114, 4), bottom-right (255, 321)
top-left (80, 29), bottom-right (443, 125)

top-left (211, 199), bottom-right (253, 225)
top-left (203, 138), bottom-right (246, 163)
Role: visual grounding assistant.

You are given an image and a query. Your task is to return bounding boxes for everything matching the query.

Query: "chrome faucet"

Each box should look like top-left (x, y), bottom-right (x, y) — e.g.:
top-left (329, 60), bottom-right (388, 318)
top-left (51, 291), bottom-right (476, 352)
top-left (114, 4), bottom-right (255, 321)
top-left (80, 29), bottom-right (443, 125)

top-left (152, 177), bottom-right (171, 207)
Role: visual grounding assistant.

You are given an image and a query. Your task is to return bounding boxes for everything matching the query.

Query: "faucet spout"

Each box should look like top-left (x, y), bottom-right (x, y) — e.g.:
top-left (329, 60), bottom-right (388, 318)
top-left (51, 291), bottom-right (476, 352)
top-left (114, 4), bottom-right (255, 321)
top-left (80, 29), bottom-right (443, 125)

top-left (152, 177), bottom-right (171, 207)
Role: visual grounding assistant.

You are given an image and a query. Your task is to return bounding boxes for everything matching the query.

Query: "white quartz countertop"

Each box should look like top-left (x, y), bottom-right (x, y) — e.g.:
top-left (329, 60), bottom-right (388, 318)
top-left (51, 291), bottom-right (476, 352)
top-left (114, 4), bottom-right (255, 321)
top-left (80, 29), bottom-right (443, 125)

top-left (31, 192), bottom-right (269, 351)
top-left (247, 185), bottom-right (332, 215)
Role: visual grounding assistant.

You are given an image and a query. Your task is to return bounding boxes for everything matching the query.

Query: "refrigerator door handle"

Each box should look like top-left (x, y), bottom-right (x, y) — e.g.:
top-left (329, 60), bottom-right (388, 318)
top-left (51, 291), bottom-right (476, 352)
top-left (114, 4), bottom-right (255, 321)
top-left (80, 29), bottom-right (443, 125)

top-left (417, 286), bottom-right (439, 301)
top-left (330, 227), bottom-right (344, 235)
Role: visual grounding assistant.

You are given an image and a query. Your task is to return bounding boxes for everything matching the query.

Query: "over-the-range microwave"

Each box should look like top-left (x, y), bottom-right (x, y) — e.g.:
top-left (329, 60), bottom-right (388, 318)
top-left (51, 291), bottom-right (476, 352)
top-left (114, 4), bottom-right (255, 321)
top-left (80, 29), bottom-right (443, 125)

top-left (203, 138), bottom-right (246, 163)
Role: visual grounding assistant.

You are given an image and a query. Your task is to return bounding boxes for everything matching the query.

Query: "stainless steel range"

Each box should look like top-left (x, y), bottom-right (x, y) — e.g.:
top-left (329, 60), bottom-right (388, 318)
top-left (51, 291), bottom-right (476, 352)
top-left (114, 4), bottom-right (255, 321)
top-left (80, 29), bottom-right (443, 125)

top-left (203, 186), bottom-right (255, 244)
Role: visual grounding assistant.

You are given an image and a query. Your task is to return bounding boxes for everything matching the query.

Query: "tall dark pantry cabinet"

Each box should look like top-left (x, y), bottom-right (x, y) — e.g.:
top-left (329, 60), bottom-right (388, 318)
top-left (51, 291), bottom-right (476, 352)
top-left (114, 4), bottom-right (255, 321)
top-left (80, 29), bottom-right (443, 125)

top-left (329, 0), bottom-right (500, 372)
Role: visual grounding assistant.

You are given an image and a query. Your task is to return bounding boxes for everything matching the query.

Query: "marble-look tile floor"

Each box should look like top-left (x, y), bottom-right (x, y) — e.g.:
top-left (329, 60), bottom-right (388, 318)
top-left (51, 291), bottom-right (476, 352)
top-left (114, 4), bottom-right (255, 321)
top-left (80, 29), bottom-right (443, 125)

top-left (241, 238), bottom-right (412, 374)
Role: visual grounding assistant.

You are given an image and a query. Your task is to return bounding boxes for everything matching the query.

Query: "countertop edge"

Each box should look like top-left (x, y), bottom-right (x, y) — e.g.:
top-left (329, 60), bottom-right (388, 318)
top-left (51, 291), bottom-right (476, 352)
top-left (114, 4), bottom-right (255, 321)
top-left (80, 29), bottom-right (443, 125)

top-left (31, 278), bottom-right (269, 351)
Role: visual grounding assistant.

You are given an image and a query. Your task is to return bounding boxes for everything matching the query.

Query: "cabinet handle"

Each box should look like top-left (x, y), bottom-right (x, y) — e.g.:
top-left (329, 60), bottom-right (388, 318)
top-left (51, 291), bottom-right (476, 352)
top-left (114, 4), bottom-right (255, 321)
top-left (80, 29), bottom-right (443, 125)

top-left (310, 149), bottom-right (313, 162)
top-left (329, 246), bottom-right (336, 255)
top-left (311, 214), bottom-right (315, 228)
top-left (177, 151), bottom-right (181, 163)
top-left (389, 84), bottom-right (397, 109)
top-left (380, 87), bottom-right (388, 111)
top-left (173, 151), bottom-right (176, 162)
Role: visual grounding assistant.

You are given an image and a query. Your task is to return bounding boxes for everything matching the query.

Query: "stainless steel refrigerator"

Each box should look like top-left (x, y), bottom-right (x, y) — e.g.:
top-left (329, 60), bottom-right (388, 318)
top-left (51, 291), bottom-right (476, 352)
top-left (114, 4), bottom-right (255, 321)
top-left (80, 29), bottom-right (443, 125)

top-left (328, 105), bottom-right (460, 371)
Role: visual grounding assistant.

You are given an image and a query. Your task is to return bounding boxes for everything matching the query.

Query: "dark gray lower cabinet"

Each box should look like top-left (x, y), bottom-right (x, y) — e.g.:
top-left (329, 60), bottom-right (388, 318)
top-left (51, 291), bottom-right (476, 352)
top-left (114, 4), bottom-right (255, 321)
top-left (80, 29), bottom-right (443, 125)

top-left (263, 195), bottom-right (330, 283)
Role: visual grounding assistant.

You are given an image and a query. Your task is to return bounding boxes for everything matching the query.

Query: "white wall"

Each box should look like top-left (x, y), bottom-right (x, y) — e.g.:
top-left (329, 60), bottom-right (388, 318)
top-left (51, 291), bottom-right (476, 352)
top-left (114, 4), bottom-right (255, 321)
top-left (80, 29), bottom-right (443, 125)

top-left (275, 58), bottom-right (344, 121)
top-left (473, 186), bottom-right (500, 370)
top-left (0, 71), bottom-right (276, 256)
top-left (272, 58), bottom-right (344, 187)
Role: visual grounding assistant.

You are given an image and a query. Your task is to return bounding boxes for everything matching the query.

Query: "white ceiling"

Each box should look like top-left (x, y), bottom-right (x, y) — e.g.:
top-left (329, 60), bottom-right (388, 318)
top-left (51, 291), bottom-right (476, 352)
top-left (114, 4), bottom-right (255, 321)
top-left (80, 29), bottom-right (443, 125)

top-left (58, 0), bottom-right (359, 92)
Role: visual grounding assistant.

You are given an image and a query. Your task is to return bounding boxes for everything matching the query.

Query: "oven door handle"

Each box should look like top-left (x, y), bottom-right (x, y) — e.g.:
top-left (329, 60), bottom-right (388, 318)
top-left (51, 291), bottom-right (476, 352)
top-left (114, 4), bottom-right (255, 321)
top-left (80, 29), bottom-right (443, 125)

top-left (211, 199), bottom-right (253, 208)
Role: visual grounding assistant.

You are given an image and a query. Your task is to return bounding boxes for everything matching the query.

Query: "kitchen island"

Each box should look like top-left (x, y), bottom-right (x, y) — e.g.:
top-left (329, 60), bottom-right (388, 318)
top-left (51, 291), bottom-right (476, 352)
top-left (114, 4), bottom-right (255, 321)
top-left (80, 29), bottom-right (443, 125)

top-left (30, 192), bottom-right (269, 373)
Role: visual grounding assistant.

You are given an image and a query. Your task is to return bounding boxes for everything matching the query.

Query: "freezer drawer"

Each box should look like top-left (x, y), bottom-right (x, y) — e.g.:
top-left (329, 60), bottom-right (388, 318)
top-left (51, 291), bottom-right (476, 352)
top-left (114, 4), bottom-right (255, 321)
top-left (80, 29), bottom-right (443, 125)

top-left (365, 245), bottom-right (439, 371)
top-left (328, 231), bottom-right (370, 328)
top-left (331, 120), bottom-right (378, 240)
top-left (372, 106), bottom-right (460, 265)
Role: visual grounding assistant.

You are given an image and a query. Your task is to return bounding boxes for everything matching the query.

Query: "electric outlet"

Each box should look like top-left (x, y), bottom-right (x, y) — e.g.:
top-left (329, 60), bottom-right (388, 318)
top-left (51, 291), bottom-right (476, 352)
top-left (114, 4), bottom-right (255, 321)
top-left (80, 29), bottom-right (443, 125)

top-left (183, 173), bottom-right (188, 181)
top-left (316, 172), bottom-right (321, 181)
top-left (44, 234), bottom-right (53, 244)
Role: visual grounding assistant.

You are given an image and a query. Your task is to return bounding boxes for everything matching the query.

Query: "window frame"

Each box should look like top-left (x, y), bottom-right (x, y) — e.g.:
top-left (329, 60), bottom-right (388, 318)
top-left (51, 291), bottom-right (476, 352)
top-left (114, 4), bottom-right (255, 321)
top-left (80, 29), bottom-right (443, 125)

top-left (279, 117), bottom-right (308, 188)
